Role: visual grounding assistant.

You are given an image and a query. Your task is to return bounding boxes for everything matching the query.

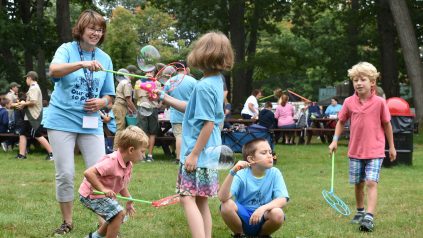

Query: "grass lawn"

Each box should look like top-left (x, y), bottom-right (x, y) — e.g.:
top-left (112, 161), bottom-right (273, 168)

top-left (0, 134), bottom-right (422, 238)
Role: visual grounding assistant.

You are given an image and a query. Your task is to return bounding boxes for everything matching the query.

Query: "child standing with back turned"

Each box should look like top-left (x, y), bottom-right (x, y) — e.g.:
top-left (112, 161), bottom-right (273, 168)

top-left (79, 126), bottom-right (148, 238)
top-left (329, 62), bottom-right (396, 232)
top-left (157, 32), bottom-right (234, 238)
top-left (218, 138), bottom-right (289, 238)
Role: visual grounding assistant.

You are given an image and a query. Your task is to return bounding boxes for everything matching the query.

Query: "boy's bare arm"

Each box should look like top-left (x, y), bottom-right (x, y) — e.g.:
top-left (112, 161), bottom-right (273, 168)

top-left (84, 166), bottom-right (115, 197)
top-left (125, 96), bottom-right (137, 113)
top-left (328, 120), bottom-right (346, 153)
top-left (383, 121), bottom-right (397, 161)
top-left (218, 173), bottom-right (234, 202)
top-left (250, 197), bottom-right (287, 225)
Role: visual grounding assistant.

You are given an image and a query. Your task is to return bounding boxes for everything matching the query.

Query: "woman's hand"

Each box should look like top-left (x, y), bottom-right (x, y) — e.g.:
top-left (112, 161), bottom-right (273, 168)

top-left (84, 98), bottom-right (106, 112)
top-left (81, 60), bottom-right (103, 72)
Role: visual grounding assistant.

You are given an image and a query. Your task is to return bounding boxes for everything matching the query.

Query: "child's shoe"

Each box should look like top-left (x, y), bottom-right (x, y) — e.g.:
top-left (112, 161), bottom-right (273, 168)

top-left (359, 216), bottom-right (375, 232)
top-left (350, 211), bottom-right (365, 224)
top-left (45, 152), bottom-right (54, 161)
top-left (231, 234), bottom-right (246, 238)
top-left (53, 221), bottom-right (73, 235)
top-left (146, 155), bottom-right (153, 162)
top-left (15, 154), bottom-right (27, 159)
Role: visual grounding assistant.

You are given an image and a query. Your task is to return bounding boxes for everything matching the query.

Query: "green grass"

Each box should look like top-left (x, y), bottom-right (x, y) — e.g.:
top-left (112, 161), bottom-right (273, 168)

top-left (0, 134), bottom-right (422, 238)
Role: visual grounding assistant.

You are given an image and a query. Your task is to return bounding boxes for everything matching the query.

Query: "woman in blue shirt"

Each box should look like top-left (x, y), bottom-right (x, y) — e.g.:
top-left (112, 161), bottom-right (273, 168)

top-left (46, 10), bottom-right (115, 235)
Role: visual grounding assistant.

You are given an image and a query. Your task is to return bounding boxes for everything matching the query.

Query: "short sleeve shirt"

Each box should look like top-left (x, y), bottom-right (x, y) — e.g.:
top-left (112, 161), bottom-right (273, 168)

top-left (167, 74), bottom-right (197, 123)
top-left (241, 95), bottom-right (259, 116)
top-left (338, 93), bottom-right (391, 159)
top-left (44, 41), bottom-right (115, 135)
top-left (25, 83), bottom-right (43, 120)
top-left (231, 167), bottom-right (289, 211)
top-left (180, 75), bottom-right (224, 168)
top-left (79, 151), bottom-right (132, 199)
top-left (115, 79), bottom-right (132, 105)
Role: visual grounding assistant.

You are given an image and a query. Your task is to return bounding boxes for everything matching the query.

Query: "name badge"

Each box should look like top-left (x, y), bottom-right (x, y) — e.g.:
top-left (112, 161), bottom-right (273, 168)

top-left (82, 116), bottom-right (99, 129)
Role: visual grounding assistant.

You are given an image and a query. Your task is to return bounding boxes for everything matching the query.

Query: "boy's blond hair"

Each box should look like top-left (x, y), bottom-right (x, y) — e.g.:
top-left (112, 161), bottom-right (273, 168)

top-left (115, 126), bottom-right (148, 150)
top-left (187, 32), bottom-right (234, 73)
top-left (347, 62), bottom-right (380, 82)
top-left (242, 138), bottom-right (267, 161)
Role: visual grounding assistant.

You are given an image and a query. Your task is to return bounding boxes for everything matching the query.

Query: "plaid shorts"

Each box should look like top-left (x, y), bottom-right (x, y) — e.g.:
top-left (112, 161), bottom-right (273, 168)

top-left (349, 158), bottom-right (383, 184)
top-left (80, 195), bottom-right (123, 222)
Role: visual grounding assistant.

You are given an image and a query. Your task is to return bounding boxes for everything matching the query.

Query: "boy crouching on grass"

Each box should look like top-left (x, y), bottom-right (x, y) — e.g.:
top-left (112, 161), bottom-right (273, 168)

top-left (79, 126), bottom-right (148, 238)
top-left (218, 138), bottom-right (289, 238)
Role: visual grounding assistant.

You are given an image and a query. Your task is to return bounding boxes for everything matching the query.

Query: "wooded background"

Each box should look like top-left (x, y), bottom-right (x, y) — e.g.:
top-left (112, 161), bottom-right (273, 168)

top-left (1, 0), bottom-right (422, 123)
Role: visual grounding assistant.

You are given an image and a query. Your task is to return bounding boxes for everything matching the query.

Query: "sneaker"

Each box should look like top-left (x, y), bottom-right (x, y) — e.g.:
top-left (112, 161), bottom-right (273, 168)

top-left (231, 234), bottom-right (246, 238)
top-left (359, 216), bottom-right (375, 232)
top-left (53, 221), bottom-right (73, 235)
top-left (146, 155), bottom-right (153, 162)
top-left (45, 153), bottom-right (54, 161)
top-left (350, 212), bottom-right (365, 224)
top-left (1, 142), bottom-right (7, 152)
top-left (15, 154), bottom-right (27, 160)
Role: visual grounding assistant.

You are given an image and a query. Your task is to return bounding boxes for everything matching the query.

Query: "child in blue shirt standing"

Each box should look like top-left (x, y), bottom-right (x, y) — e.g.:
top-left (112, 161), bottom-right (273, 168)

top-left (218, 138), bottom-right (289, 237)
top-left (158, 31), bottom-right (234, 238)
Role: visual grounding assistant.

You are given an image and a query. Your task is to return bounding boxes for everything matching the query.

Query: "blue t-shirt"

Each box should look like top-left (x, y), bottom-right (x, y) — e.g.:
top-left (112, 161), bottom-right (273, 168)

top-left (44, 41), bottom-right (115, 135)
top-left (325, 104), bottom-right (342, 116)
top-left (180, 75), bottom-right (224, 168)
top-left (167, 74), bottom-right (197, 124)
top-left (231, 167), bottom-right (289, 211)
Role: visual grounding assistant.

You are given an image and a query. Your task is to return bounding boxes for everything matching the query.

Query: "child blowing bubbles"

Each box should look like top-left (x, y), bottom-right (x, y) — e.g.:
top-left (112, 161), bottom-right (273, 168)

top-left (157, 32), bottom-right (234, 238)
top-left (218, 138), bottom-right (289, 238)
top-left (329, 62), bottom-right (396, 232)
top-left (79, 126), bottom-right (148, 238)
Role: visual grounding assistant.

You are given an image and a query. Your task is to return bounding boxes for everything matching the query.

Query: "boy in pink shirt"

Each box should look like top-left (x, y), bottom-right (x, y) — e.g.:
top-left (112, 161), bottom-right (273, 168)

top-left (329, 62), bottom-right (396, 232)
top-left (79, 126), bottom-right (148, 238)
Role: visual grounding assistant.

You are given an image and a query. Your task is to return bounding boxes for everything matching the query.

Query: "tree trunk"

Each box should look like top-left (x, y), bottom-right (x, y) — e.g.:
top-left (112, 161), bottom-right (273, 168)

top-left (36, 0), bottom-right (48, 98)
top-left (244, 0), bottom-right (260, 100)
top-left (377, 0), bottom-right (399, 98)
top-left (228, 0), bottom-right (246, 112)
top-left (388, 0), bottom-right (423, 124)
top-left (346, 0), bottom-right (359, 95)
top-left (56, 0), bottom-right (72, 43)
top-left (20, 0), bottom-right (33, 72)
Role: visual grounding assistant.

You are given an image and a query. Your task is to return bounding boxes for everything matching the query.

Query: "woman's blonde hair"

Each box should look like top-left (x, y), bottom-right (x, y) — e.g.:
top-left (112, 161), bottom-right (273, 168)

top-left (115, 126), bottom-right (148, 150)
top-left (187, 32), bottom-right (234, 73)
top-left (72, 10), bottom-right (107, 45)
top-left (347, 62), bottom-right (380, 82)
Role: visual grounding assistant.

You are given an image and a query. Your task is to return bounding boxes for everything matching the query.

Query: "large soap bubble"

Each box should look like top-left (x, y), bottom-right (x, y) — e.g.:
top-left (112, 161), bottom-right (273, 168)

top-left (137, 45), bottom-right (161, 72)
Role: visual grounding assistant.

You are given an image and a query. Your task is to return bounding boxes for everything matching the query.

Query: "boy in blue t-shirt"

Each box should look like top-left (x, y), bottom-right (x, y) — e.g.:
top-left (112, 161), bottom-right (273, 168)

top-left (218, 138), bottom-right (289, 237)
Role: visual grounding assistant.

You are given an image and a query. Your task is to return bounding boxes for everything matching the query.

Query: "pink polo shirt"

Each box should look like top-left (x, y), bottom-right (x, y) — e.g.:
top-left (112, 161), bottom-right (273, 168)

top-left (338, 93), bottom-right (391, 159)
top-left (79, 151), bottom-right (133, 198)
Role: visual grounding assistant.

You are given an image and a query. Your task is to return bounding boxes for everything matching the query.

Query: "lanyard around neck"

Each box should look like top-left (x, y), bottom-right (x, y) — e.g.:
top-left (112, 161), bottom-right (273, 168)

top-left (78, 42), bottom-right (96, 98)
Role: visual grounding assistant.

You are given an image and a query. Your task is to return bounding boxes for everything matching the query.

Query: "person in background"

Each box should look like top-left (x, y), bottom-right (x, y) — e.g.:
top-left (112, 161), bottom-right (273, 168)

top-left (0, 98), bottom-right (11, 151)
top-left (274, 94), bottom-right (296, 144)
top-left (46, 9), bottom-right (115, 235)
top-left (166, 61), bottom-right (197, 163)
top-left (15, 71), bottom-right (54, 160)
top-left (223, 100), bottom-right (232, 129)
top-left (324, 97), bottom-right (342, 117)
top-left (258, 102), bottom-right (276, 129)
top-left (134, 68), bottom-right (161, 162)
top-left (112, 68), bottom-right (137, 149)
top-left (241, 89), bottom-right (262, 119)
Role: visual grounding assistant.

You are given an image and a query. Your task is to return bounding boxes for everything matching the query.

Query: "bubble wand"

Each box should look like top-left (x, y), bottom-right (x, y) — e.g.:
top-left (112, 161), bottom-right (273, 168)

top-left (102, 69), bottom-right (155, 80)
